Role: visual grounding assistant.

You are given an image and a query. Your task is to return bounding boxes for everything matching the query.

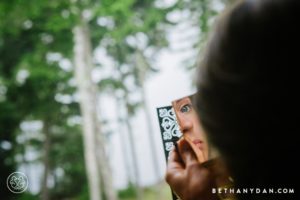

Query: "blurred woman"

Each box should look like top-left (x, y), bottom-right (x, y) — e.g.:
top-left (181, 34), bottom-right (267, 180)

top-left (166, 0), bottom-right (298, 199)
top-left (172, 95), bottom-right (218, 162)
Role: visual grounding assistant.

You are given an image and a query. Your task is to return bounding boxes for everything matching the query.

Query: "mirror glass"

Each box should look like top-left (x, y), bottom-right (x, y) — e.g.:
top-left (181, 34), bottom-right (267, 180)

top-left (171, 94), bottom-right (218, 162)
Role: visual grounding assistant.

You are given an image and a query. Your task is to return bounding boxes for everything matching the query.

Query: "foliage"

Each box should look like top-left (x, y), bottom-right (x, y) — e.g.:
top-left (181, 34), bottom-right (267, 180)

top-left (0, 0), bottom-right (228, 199)
top-left (118, 183), bottom-right (137, 198)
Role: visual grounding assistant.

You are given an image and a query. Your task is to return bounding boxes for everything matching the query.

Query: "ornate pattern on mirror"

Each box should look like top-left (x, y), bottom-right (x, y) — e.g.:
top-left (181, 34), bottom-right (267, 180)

top-left (156, 106), bottom-right (182, 200)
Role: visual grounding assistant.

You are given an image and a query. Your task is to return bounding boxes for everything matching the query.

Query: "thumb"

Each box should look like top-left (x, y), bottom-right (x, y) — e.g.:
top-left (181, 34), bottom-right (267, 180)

top-left (177, 139), bottom-right (199, 167)
top-left (185, 136), bottom-right (206, 163)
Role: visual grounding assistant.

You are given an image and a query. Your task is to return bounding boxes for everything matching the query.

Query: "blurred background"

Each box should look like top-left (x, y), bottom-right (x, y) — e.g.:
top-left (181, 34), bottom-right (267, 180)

top-left (0, 0), bottom-right (232, 199)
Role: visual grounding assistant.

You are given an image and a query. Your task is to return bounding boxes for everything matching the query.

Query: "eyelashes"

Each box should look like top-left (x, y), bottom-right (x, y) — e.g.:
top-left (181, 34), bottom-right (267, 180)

top-left (180, 104), bottom-right (192, 113)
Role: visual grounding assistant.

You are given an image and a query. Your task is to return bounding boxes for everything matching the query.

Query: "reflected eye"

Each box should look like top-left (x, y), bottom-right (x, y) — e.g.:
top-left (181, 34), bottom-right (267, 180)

top-left (180, 104), bottom-right (191, 113)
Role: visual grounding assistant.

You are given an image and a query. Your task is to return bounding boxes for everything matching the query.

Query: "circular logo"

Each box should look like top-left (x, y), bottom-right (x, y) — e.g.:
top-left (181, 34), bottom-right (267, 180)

top-left (6, 172), bottom-right (28, 193)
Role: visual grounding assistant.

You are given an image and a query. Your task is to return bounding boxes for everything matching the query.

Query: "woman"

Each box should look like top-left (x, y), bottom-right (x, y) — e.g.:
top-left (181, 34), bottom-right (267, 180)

top-left (166, 0), bottom-right (298, 199)
top-left (172, 95), bottom-right (218, 162)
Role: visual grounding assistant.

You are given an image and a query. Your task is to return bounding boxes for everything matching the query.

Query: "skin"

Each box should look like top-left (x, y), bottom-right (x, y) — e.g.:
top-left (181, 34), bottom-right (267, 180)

top-left (172, 96), bottom-right (209, 161)
top-left (166, 139), bottom-right (219, 200)
top-left (166, 139), bottom-right (233, 200)
top-left (168, 97), bottom-right (232, 200)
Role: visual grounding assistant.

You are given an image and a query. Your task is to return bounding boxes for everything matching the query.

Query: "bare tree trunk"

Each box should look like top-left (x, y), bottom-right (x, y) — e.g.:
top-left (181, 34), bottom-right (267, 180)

top-left (73, 21), bottom-right (102, 200)
top-left (73, 16), bottom-right (117, 200)
top-left (95, 120), bottom-right (118, 200)
top-left (41, 120), bottom-right (50, 200)
top-left (140, 83), bottom-right (161, 179)
top-left (116, 97), bottom-right (133, 185)
top-left (135, 50), bottom-right (161, 181)
top-left (141, 81), bottom-right (164, 200)
top-left (123, 93), bottom-right (143, 200)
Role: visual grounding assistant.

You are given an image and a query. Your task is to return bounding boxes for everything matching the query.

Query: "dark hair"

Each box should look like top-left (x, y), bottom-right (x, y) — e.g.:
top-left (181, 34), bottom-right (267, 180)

top-left (195, 0), bottom-right (298, 196)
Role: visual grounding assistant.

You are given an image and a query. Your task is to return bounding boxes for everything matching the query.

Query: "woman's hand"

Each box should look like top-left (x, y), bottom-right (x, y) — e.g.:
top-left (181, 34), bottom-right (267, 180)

top-left (165, 139), bottom-right (219, 200)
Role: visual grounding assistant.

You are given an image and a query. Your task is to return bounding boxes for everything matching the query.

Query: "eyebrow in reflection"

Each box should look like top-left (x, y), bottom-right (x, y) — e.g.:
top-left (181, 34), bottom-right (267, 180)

top-left (173, 98), bottom-right (191, 111)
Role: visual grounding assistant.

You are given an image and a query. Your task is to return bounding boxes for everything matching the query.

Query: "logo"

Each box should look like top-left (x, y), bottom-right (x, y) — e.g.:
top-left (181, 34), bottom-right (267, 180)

top-left (6, 172), bottom-right (28, 193)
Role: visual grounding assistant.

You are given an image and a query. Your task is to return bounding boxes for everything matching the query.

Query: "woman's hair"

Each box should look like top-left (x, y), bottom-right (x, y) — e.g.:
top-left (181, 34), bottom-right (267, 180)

top-left (195, 0), bottom-right (298, 193)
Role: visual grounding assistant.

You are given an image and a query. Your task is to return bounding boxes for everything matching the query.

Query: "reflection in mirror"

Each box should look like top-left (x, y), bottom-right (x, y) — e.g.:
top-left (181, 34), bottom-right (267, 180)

top-left (172, 94), bottom-right (218, 162)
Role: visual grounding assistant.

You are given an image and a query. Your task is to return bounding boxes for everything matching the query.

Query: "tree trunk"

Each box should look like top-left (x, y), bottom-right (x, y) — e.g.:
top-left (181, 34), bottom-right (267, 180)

top-left (141, 83), bottom-right (161, 179)
top-left (41, 120), bottom-right (50, 200)
top-left (73, 21), bottom-right (102, 200)
top-left (95, 119), bottom-right (118, 200)
top-left (116, 97), bottom-right (133, 185)
top-left (73, 16), bottom-right (117, 200)
top-left (135, 50), bottom-right (161, 181)
top-left (123, 92), bottom-right (143, 200)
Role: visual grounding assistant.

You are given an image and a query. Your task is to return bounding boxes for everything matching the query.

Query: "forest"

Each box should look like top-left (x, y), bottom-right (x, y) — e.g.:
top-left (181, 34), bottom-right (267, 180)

top-left (0, 0), bottom-right (231, 199)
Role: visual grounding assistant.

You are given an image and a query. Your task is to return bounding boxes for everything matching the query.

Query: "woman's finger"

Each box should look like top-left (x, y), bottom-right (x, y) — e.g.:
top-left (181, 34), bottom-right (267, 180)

top-left (166, 148), bottom-right (185, 184)
top-left (177, 139), bottom-right (199, 167)
top-left (185, 136), bottom-right (206, 163)
top-left (167, 148), bottom-right (184, 170)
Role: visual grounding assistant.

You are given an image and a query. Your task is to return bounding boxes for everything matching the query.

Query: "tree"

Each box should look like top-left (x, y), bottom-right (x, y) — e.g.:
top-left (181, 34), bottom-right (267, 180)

top-left (0, 1), bottom-right (87, 200)
top-left (1, 0), bottom-right (229, 199)
top-left (73, 22), bottom-right (103, 200)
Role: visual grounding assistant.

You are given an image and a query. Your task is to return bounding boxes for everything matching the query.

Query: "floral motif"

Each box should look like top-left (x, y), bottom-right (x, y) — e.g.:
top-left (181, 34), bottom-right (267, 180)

top-left (159, 108), bottom-right (181, 139)
top-left (157, 106), bottom-right (182, 200)
top-left (165, 142), bottom-right (174, 151)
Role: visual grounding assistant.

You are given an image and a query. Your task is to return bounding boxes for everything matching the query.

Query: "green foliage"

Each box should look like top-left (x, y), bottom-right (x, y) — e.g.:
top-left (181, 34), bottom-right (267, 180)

top-left (76, 184), bottom-right (90, 200)
top-left (0, 1), bottom-right (83, 199)
top-left (17, 192), bottom-right (39, 200)
top-left (176, 0), bottom-right (230, 70)
top-left (118, 183), bottom-right (137, 198)
top-left (0, 0), bottom-right (226, 199)
top-left (49, 124), bottom-right (87, 199)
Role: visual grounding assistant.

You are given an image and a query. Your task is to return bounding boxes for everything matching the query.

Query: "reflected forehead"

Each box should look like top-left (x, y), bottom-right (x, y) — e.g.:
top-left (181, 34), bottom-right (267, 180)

top-left (173, 97), bottom-right (191, 104)
top-left (173, 97), bottom-right (192, 110)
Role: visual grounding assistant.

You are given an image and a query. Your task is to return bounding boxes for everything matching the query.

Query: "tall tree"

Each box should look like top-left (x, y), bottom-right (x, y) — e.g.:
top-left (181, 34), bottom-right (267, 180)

top-left (1, 1), bottom-right (93, 199)
top-left (41, 120), bottom-right (50, 200)
top-left (101, 1), bottom-right (178, 191)
top-left (134, 49), bottom-right (161, 180)
top-left (73, 20), bottom-right (104, 200)
top-left (73, 13), bottom-right (117, 200)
